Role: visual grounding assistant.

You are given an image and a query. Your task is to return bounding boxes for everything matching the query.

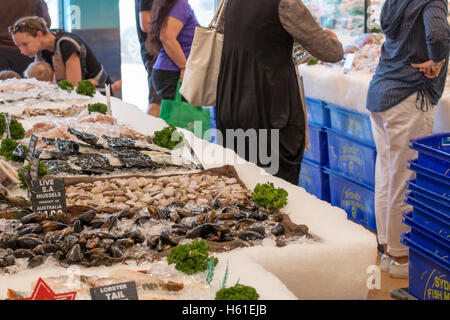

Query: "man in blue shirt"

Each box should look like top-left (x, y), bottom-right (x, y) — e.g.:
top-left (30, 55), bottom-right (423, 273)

top-left (366, 0), bottom-right (449, 279)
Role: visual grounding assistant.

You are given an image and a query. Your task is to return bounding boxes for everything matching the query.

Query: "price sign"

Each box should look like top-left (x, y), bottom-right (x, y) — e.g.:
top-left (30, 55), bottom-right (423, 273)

top-left (31, 178), bottom-right (67, 217)
top-left (90, 281), bottom-right (138, 300)
top-left (343, 53), bottom-right (355, 74)
top-left (26, 134), bottom-right (38, 162)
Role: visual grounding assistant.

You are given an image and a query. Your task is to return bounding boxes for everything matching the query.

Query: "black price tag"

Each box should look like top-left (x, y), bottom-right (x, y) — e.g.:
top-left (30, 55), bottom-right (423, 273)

top-left (26, 134), bottom-right (38, 162)
top-left (31, 178), bottom-right (67, 217)
top-left (90, 281), bottom-right (138, 300)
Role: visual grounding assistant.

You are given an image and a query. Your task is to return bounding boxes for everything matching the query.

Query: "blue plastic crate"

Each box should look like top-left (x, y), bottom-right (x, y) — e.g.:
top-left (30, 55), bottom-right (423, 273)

top-left (408, 159), bottom-right (450, 199)
top-left (326, 128), bottom-right (377, 187)
top-left (305, 97), bottom-right (330, 127)
top-left (401, 232), bottom-right (450, 300)
top-left (324, 167), bottom-right (376, 232)
top-left (299, 159), bottom-right (330, 202)
top-left (325, 103), bottom-right (375, 145)
top-left (404, 193), bottom-right (449, 241)
top-left (406, 179), bottom-right (450, 213)
top-left (410, 132), bottom-right (450, 178)
top-left (303, 124), bottom-right (328, 165)
top-left (403, 212), bottom-right (449, 264)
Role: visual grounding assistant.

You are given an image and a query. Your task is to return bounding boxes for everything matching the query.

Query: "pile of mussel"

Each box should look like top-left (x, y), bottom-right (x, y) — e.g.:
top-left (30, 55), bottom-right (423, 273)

top-left (0, 198), bottom-right (307, 270)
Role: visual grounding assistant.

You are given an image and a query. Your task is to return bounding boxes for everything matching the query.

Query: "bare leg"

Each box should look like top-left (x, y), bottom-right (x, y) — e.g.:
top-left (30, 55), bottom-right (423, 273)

top-left (147, 102), bottom-right (161, 117)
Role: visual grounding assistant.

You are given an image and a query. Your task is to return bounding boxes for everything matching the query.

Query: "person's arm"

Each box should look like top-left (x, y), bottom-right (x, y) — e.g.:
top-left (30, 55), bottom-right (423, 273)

top-left (140, 10), bottom-right (151, 33)
top-left (411, 1), bottom-right (449, 78)
top-left (64, 52), bottom-right (83, 85)
top-left (37, 0), bottom-right (52, 29)
top-left (278, 0), bottom-right (343, 63)
top-left (160, 16), bottom-right (187, 78)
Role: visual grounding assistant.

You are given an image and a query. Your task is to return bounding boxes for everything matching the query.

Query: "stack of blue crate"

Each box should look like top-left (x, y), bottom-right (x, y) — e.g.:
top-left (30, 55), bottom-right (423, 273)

top-left (298, 98), bottom-right (331, 202)
top-left (321, 103), bottom-right (377, 232)
top-left (400, 133), bottom-right (449, 300)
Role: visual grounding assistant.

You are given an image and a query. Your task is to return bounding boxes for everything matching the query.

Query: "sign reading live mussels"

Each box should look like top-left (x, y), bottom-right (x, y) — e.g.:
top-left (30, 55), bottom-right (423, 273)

top-left (90, 281), bottom-right (138, 300)
top-left (31, 178), bottom-right (67, 216)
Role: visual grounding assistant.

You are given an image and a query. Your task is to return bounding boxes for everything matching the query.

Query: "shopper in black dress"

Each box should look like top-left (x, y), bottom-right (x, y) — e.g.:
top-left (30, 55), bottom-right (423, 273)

top-left (216, 0), bottom-right (343, 185)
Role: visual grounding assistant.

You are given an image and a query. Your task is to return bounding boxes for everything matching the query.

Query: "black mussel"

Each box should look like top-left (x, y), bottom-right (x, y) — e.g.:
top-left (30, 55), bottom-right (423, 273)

top-left (73, 220), bottom-right (83, 233)
top-left (86, 247), bottom-right (106, 256)
top-left (109, 246), bottom-right (123, 258)
top-left (241, 210), bottom-right (257, 220)
top-left (77, 210), bottom-right (97, 225)
top-left (248, 224), bottom-right (266, 236)
top-left (13, 249), bottom-right (35, 258)
top-left (146, 235), bottom-right (160, 250)
top-left (134, 213), bottom-right (151, 225)
top-left (124, 228), bottom-right (145, 244)
top-left (33, 244), bottom-right (61, 255)
top-left (101, 216), bottom-right (118, 231)
top-left (160, 229), bottom-right (178, 246)
top-left (237, 231), bottom-right (264, 241)
top-left (114, 238), bottom-right (134, 248)
top-left (0, 257), bottom-right (13, 268)
top-left (256, 209), bottom-right (269, 221)
top-left (206, 209), bottom-right (217, 223)
top-left (6, 236), bottom-right (19, 250)
top-left (193, 213), bottom-right (207, 226)
top-left (63, 235), bottom-right (79, 253)
top-left (113, 209), bottom-right (135, 220)
top-left (66, 244), bottom-right (82, 262)
top-left (20, 212), bottom-right (47, 224)
top-left (271, 223), bottom-right (285, 236)
top-left (221, 206), bottom-right (240, 215)
top-left (148, 206), bottom-right (167, 220)
top-left (212, 199), bottom-right (222, 209)
top-left (94, 232), bottom-right (117, 240)
top-left (0, 236), bottom-right (8, 249)
top-left (171, 224), bottom-right (188, 236)
top-left (169, 200), bottom-right (185, 208)
top-left (86, 237), bottom-right (100, 249)
top-left (28, 255), bottom-right (46, 268)
top-left (41, 221), bottom-right (68, 233)
top-left (88, 219), bottom-right (107, 229)
top-left (186, 223), bottom-right (217, 239)
top-left (17, 236), bottom-right (43, 249)
top-left (16, 223), bottom-right (42, 236)
top-left (176, 208), bottom-right (196, 218)
top-left (236, 218), bottom-right (257, 230)
top-left (169, 212), bottom-right (180, 223)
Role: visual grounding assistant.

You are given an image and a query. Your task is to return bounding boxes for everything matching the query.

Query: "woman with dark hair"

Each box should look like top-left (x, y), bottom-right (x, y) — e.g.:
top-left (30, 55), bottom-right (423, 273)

top-left (146, 0), bottom-right (199, 102)
top-left (9, 16), bottom-right (121, 94)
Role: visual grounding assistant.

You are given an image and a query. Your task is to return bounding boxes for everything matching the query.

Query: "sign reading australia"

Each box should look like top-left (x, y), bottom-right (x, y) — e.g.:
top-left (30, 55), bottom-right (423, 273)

top-left (31, 179), bottom-right (67, 215)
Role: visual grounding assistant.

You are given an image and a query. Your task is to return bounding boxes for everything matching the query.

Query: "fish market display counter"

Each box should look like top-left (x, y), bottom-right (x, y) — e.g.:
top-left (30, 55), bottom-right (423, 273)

top-left (0, 92), bottom-right (377, 300)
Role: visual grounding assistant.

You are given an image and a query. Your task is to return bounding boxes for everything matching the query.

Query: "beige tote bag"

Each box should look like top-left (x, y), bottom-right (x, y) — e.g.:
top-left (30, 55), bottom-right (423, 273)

top-left (179, 0), bottom-right (228, 106)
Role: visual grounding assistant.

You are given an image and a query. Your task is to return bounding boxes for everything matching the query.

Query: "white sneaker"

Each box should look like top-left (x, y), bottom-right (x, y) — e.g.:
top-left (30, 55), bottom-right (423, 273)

top-left (388, 260), bottom-right (409, 279)
top-left (380, 254), bottom-right (392, 273)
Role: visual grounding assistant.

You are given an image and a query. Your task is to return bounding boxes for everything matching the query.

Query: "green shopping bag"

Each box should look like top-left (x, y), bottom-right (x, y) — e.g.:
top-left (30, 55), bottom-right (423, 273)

top-left (159, 81), bottom-right (211, 141)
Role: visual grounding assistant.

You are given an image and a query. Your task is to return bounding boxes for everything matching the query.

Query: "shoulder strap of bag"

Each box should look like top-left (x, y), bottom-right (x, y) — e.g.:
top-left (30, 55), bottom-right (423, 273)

top-left (209, 0), bottom-right (229, 29)
top-left (55, 33), bottom-right (89, 79)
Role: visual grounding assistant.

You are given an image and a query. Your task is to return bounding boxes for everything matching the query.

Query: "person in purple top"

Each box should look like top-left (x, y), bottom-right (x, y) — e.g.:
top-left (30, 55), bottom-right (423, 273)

top-left (146, 0), bottom-right (199, 101)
